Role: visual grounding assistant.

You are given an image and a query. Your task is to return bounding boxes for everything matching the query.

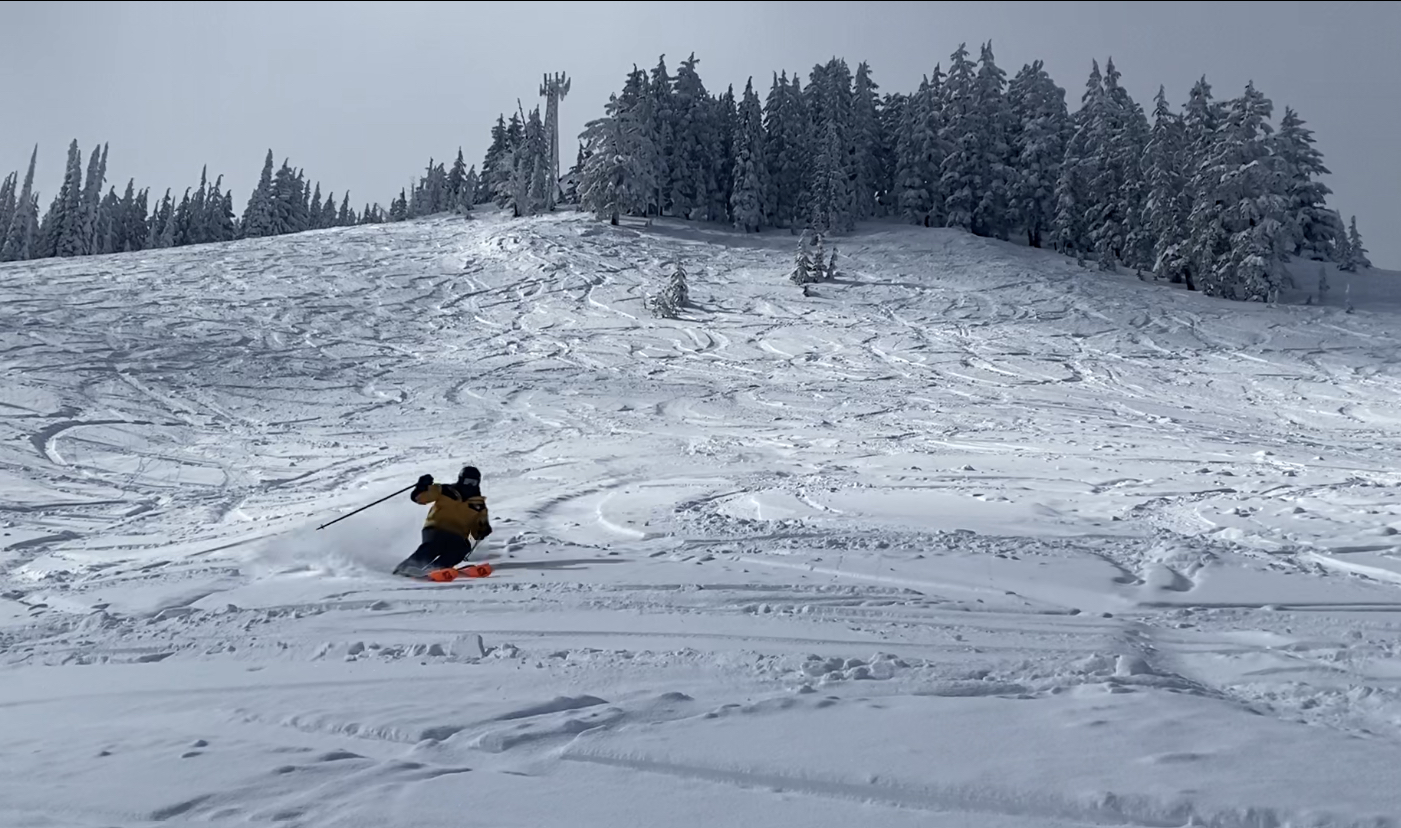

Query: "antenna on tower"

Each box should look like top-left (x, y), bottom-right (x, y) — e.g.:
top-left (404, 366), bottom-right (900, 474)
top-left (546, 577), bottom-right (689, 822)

top-left (539, 72), bottom-right (571, 209)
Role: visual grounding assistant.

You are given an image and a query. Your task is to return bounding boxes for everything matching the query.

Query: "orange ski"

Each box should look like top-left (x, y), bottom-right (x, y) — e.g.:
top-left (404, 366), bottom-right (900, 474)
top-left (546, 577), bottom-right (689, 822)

top-left (426, 562), bottom-right (492, 581)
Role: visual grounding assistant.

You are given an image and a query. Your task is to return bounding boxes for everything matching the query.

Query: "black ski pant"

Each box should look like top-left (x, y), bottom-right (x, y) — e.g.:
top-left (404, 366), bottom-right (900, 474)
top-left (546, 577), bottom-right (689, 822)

top-left (393, 528), bottom-right (474, 575)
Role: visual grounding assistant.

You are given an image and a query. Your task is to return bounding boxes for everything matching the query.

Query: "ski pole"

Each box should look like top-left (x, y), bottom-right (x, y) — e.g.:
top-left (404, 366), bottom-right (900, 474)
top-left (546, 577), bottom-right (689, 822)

top-left (317, 483), bottom-right (415, 530)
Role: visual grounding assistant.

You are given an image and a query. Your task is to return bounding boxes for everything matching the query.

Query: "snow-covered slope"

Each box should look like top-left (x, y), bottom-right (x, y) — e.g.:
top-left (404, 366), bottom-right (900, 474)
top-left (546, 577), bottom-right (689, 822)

top-left (3, 211), bottom-right (1400, 827)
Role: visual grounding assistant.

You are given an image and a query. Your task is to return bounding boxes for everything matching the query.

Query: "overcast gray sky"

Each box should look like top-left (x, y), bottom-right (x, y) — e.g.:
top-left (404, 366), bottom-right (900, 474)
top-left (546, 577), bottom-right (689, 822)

top-left (2, 1), bottom-right (1396, 267)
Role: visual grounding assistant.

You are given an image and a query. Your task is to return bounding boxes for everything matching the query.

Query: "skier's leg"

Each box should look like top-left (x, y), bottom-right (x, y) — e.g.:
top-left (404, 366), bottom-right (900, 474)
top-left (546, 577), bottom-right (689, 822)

top-left (392, 529), bottom-right (447, 577)
top-left (426, 533), bottom-right (474, 570)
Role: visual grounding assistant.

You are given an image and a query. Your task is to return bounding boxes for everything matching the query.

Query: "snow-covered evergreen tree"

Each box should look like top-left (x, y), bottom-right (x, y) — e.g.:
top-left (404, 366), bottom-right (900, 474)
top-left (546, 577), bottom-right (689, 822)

top-left (240, 150), bottom-right (276, 238)
top-left (308, 183), bottom-right (323, 230)
top-left (389, 190), bottom-right (408, 222)
top-left (118, 183), bottom-right (147, 253)
top-left (939, 44), bottom-right (981, 233)
top-left (1007, 60), bottom-right (1068, 247)
top-left (711, 85), bottom-right (737, 223)
top-left (647, 56), bottom-right (675, 215)
top-left (460, 166), bottom-right (479, 213)
top-left (806, 58), bottom-right (857, 234)
top-left (876, 91), bottom-right (906, 217)
top-left (1142, 86), bottom-right (1190, 282)
top-left (669, 54), bottom-right (716, 220)
top-left (1084, 58), bottom-right (1149, 271)
top-left (812, 234), bottom-right (830, 281)
top-left (894, 71), bottom-right (943, 226)
top-left (78, 143), bottom-right (106, 254)
top-left (94, 187), bottom-right (116, 253)
top-left (0, 145), bottom-right (37, 261)
top-left (763, 72), bottom-right (809, 229)
top-left (730, 78), bottom-right (768, 232)
top-left (969, 43), bottom-right (1013, 239)
top-left (210, 177), bottom-right (236, 241)
top-left (1186, 82), bottom-right (1291, 300)
top-left (0, 173), bottom-right (15, 241)
top-left (172, 189), bottom-right (193, 246)
top-left (648, 261), bottom-right (689, 318)
top-left (1270, 107), bottom-right (1343, 262)
top-left (1051, 61), bottom-right (1102, 259)
top-left (1338, 215), bottom-right (1371, 271)
top-left (490, 112), bottom-right (526, 209)
top-left (478, 116), bottom-right (510, 204)
top-left (447, 149), bottom-right (467, 210)
top-left (45, 140), bottom-right (87, 258)
top-left (790, 235), bottom-right (817, 285)
top-left (516, 106), bottom-right (553, 216)
top-left (851, 62), bottom-right (882, 220)
top-left (577, 84), bottom-right (658, 224)
top-left (144, 189), bottom-right (171, 249)
top-left (267, 161), bottom-right (301, 235)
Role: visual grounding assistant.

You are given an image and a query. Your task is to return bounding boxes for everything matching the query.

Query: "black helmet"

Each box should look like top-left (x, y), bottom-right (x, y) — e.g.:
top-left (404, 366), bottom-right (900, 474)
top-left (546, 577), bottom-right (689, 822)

top-left (457, 465), bottom-right (481, 486)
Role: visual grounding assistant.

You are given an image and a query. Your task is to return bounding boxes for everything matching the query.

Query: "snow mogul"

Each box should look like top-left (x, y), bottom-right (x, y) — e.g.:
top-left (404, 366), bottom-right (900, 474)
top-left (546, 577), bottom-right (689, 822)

top-left (392, 465), bottom-right (493, 579)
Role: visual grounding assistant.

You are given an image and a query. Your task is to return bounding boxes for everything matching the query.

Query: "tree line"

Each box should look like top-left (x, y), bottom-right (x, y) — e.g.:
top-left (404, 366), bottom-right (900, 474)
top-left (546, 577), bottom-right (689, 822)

top-left (0, 143), bottom-right (395, 263)
top-left (571, 47), bottom-right (1374, 301)
top-left (3, 45), bottom-right (1377, 304)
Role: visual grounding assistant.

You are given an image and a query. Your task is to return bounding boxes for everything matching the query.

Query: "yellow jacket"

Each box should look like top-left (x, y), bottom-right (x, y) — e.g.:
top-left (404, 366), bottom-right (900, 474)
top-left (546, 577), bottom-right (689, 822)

top-left (412, 483), bottom-right (492, 541)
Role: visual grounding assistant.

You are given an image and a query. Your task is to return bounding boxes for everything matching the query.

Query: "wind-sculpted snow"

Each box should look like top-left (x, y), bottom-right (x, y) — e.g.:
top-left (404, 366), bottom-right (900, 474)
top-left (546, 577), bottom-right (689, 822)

top-left (2, 211), bottom-right (1400, 826)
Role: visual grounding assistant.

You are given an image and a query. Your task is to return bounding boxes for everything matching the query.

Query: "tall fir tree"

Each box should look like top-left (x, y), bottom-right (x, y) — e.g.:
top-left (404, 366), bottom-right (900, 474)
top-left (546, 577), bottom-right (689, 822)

top-left (78, 143), bottom-right (107, 255)
top-left (210, 177), bottom-right (236, 241)
top-left (1142, 86), bottom-right (1190, 282)
top-left (939, 43), bottom-right (981, 233)
top-left (52, 140), bottom-right (88, 258)
top-left (648, 56), bottom-right (675, 215)
top-left (851, 62), bottom-right (883, 220)
top-left (1051, 61), bottom-right (1103, 259)
top-left (389, 189), bottom-right (408, 221)
top-left (763, 72), bottom-right (808, 229)
top-left (1270, 107), bottom-right (1343, 262)
top-left (806, 58), bottom-right (856, 234)
top-left (894, 70), bottom-right (943, 226)
top-left (669, 53), bottom-right (715, 220)
top-left (1186, 82), bottom-right (1290, 300)
top-left (118, 182), bottom-right (146, 253)
top-left (1338, 215), bottom-right (1371, 271)
top-left (491, 112), bottom-right (525, 209)
top-left (730, 77), bottom-right (768, 232)
top-left (241, 150), bottom-right (277, 238)
top-left (1085, 58), bottom-right (1148, 271)
top-left (308, 183), bottom-right (323, 229)
top-left (478, 116), bottom-right (510, 204)
top-left (1007, 60), bottom-right (1068, 247)
top-left (970, 42), bottom-right (1013, 239)
top-left (711, 85), bottom-right (738, 223)
top-left (577, 75), bottom-right (659, 224)
top-left (447, 148), bottom-right (468, 210)
top-left (1, 146), bottom-right (38, 262)
top-left (0, 173), bottom-right (16, 241)
top-left (526, 107), bottom-right (554, 215)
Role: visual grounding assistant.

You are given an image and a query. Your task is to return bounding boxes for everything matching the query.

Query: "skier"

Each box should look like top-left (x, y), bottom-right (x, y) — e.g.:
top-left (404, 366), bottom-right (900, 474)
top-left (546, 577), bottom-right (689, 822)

top-left (392, 465), bottom-right (493, 577)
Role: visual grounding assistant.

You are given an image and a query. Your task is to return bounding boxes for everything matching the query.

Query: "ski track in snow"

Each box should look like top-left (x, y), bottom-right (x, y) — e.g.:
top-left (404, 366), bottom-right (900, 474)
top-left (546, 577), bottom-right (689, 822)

top-left (2, 211), bottom-right (1401, 826)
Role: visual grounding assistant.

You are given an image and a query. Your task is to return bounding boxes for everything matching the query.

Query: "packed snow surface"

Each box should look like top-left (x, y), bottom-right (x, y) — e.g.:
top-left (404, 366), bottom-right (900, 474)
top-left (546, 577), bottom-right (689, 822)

top-left (3, 210), bottom-right (1401, 827)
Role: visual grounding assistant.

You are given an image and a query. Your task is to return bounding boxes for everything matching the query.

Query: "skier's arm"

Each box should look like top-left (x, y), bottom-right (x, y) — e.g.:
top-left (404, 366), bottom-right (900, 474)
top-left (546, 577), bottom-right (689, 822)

top-left (410, 475), bottom-right (439, 505)
top-left (471, 502), bottom-right (493, 540)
